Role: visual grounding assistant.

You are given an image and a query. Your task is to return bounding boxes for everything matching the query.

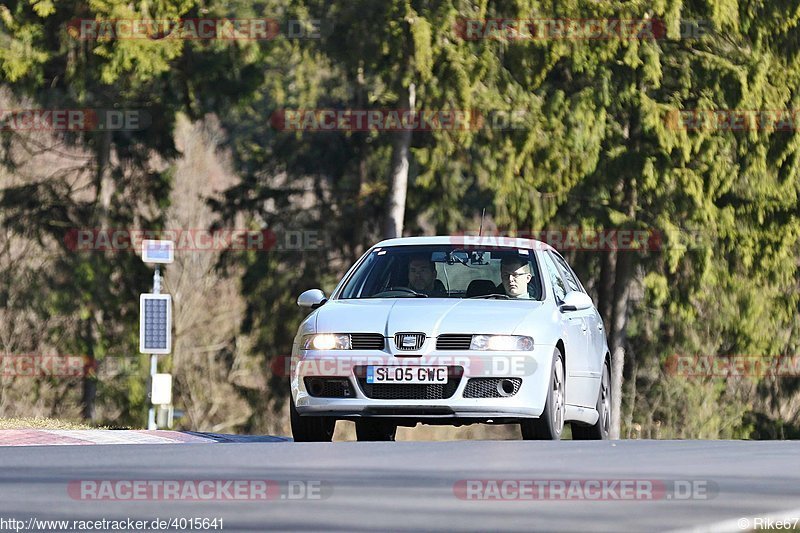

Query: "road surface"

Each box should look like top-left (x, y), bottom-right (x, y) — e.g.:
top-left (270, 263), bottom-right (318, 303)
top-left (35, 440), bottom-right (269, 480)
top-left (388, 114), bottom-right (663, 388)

top-left (1, 439), bottom-right (799, 532)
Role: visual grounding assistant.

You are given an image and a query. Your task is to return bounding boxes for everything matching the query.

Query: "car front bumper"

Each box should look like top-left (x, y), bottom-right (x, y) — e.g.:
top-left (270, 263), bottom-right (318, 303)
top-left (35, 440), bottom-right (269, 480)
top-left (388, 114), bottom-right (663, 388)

top-left (290, 345), bottom-right (556, 420)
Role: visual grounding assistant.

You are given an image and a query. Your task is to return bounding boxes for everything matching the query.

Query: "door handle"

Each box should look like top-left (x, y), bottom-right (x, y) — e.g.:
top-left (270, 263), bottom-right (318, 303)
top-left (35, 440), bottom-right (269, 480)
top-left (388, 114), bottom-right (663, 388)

top-left (597, 323), bottom-right (603, 330)
top-left (581, 323), bottom-right (587, 332)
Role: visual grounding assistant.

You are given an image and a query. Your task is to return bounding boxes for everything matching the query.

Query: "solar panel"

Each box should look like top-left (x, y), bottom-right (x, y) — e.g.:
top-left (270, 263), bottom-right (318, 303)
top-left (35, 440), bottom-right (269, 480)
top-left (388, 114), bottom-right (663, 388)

top-left (140, 294), bottom-right (171, 354)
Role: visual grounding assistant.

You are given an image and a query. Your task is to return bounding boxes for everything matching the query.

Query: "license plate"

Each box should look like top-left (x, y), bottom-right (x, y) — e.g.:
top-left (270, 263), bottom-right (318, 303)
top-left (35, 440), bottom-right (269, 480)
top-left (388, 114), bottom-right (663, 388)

top-left (366, 366), bottom-right (448, 384)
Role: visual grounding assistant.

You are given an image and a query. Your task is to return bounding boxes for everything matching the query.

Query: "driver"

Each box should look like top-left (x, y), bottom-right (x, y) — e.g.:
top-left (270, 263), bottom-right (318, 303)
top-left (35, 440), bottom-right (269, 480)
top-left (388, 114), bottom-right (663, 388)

top-left (408, 255), bottom-right (446, 296)
top-left (500, 256), bottom-right (533, 299)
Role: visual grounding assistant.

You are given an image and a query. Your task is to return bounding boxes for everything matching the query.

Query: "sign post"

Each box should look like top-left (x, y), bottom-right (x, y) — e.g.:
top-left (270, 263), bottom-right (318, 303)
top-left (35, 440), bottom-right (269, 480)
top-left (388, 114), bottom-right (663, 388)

top-left (140, 239), bottom-right (174, 430)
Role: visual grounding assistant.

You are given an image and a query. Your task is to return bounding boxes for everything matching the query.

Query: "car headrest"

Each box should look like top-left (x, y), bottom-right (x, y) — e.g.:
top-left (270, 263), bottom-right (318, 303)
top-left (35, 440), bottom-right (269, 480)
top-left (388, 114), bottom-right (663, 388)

top-left (466, 279), bottom-right (498, 297)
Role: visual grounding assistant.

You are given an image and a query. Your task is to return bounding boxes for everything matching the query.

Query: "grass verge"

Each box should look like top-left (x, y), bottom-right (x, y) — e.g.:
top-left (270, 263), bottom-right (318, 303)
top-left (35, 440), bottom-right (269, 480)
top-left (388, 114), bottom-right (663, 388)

top-left (0, 417), bottom-right (105, 430)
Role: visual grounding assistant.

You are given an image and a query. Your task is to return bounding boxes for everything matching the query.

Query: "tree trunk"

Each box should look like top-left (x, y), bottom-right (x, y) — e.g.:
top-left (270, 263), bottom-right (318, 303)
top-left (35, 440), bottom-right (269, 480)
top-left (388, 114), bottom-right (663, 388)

top-left (598, 252), bottom-right (616, 322)
top-left (608, 254), bottom-right (632, 439)
top-left (607, 258), bottom-right (632, 438)
top-left (609, 251), bottom-right (633, 355)
top-left (81, 316), bottom-right (97, 420)
top-left (383, 82), bottom-right (415, 239)
top-left (351, 64), bottom-right (369, 260)
top-left (82, 129), bottom-right (113, 421)
top-left (606, 175), bottom-right (637, 438)
top-left (610, 345), bottom-right (625, 439)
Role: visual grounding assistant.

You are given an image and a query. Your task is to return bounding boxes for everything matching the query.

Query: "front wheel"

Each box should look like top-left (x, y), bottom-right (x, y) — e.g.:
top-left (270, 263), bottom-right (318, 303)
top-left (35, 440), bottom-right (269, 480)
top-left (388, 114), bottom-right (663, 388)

top-left (355, 419), bottom-right (397, 441)
top-left (572, 361), bottom-right (611, 440)
top-left (290, 400), bottom-right (335, 442)
top-left (521, 348), bottom-right (565, 440)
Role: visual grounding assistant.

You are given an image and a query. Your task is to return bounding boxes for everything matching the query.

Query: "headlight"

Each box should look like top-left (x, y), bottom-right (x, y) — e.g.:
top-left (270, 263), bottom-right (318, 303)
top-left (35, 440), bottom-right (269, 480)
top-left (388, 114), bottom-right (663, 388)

top-left (470, 335), bottom-right (534, 351)
top-left (302, 334), bottom-right (351, 350)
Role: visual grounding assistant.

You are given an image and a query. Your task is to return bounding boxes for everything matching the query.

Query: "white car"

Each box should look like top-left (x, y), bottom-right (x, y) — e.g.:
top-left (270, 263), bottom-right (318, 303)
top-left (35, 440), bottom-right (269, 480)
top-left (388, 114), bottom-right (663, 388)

top-left (289, 236), bottom-right (611, 441)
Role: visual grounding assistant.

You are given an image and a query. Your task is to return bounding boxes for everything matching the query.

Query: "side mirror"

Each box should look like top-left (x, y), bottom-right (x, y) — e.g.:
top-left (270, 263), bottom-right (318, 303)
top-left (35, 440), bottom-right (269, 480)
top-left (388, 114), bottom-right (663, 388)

top-left (560, 291), bottom-right (593, 312)
top-left (297, 289), bottom-right (327, 309)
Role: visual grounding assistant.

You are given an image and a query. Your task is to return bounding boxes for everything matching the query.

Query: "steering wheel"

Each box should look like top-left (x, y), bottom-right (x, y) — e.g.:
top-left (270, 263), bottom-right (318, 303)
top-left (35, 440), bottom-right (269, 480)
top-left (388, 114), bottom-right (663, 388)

top-left (372, 287), bottom-right (428, 298)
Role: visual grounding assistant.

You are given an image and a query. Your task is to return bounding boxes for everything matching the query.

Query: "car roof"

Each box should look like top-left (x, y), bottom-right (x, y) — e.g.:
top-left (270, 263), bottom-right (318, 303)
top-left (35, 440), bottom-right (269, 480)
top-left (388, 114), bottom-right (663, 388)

top-left (373, 235), bottom-right (554, 252)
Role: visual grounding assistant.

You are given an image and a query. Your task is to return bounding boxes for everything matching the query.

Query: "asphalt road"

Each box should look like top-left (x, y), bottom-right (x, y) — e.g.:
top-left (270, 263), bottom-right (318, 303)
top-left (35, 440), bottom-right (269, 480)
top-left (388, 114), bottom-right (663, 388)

top-left (1, 440), bottom-right (799, 532)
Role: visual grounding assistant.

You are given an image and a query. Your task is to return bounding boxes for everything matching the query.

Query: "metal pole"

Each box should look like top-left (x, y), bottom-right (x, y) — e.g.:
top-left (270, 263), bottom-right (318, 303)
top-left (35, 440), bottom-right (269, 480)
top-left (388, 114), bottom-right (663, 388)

top-left (153, 265), bottom-right (161, 295)
top-left (147, 266), bottom-right (161, 430)
top-left (147, 353), bottom-right (157, 430)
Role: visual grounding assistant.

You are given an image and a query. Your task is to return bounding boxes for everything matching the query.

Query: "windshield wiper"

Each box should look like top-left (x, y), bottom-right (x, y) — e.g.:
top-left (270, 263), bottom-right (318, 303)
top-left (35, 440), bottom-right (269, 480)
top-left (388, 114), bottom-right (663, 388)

top-left (468, 294), bottom-right (511, 299)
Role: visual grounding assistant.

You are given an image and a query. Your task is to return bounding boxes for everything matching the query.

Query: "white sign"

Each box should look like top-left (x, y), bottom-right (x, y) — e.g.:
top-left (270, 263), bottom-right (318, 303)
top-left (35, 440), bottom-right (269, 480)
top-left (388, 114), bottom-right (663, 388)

top-left (151, 373), bottom-right (172, 405)
top-left (142, 239), bottom-right (174, 264)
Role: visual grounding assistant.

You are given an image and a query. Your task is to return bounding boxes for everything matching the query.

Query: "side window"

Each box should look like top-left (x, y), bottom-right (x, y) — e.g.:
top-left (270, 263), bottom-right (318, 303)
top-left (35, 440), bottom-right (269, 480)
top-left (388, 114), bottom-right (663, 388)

top-left (550, 252), bottom-right (581, 293)
top-left (541, 252), bottom-right (567, 302)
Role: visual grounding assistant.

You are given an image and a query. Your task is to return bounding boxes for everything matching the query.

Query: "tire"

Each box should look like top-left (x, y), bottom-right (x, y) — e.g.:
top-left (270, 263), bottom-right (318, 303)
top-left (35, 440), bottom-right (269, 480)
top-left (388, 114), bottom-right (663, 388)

top-left (355, 419), bottom-right (397, 441)
top-left (571, 361), bottom-right (611, 440)
top-left (521, 348), bottom-right (565, 440)
top-left (290, 399), bottom-right (335, 442)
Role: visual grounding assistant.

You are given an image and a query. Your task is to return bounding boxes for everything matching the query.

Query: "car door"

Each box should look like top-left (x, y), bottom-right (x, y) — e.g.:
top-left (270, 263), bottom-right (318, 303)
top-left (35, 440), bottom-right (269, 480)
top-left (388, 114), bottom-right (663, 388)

top-left (549, 251), bottom-right (604, 405)
top-left (550, 251), bottom-right (605, 363)
top-left (540, 251), bottom-right (593, 407)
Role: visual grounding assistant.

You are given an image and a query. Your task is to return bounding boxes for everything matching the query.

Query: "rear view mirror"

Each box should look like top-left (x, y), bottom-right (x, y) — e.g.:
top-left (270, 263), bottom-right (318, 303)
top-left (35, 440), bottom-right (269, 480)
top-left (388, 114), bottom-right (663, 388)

top-left (297, 289), bottom-right (327, 309)
top-left (560, 291), bottom-right (593, 312)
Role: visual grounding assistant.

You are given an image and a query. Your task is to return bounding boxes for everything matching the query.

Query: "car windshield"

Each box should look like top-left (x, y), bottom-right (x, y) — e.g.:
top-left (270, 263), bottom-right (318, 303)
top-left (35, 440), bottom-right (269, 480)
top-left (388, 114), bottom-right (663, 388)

top-left (337, 245), bottom-right (543, 300)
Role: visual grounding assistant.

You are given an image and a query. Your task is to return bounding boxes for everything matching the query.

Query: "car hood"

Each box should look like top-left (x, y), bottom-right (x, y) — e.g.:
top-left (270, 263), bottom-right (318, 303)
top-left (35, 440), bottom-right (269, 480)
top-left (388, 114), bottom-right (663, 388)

top-left (313, 298), bottom-right (546, 337)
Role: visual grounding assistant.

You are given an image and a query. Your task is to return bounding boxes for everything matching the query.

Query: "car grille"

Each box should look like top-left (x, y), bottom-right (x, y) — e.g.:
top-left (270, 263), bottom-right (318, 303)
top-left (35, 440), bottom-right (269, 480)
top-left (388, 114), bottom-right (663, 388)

top-left (304, 377), bottom-right (355, 398)
top-left (436, 334), bottom-right (473, 350)
top-left (463, 378), bottom-right (522, 398)
top-left (394, 332), bottom-right (426, 351)
top-left (354, 366), bottom-right (463, 400)
top-left (350, 333), bottom-right (385, 350)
